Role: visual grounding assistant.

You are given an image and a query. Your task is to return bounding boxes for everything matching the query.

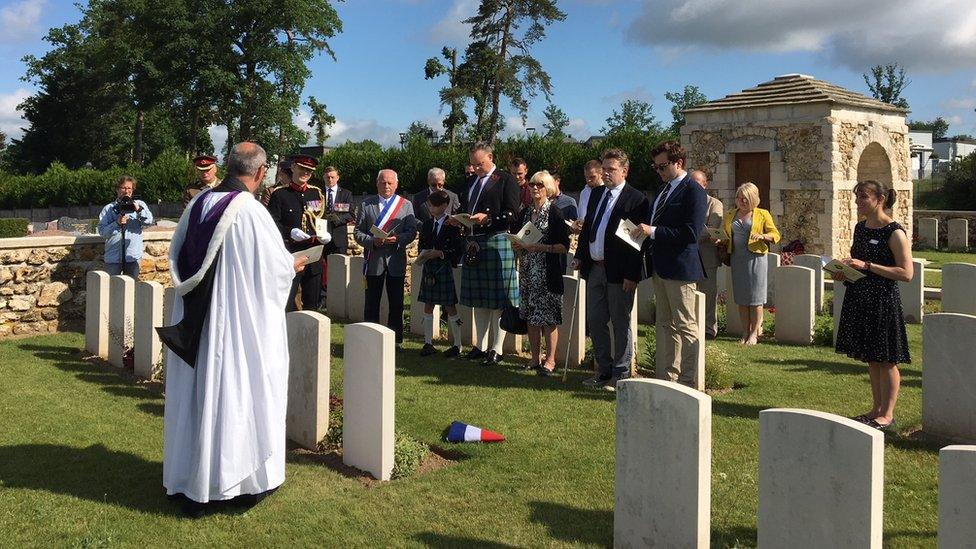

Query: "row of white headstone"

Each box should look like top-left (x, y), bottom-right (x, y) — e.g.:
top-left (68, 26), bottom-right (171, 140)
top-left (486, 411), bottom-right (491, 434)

top-left (85, 269), bottom-right (398, 480)
top-left (614, 378), bottom-right (976, 548)
top-left (918, 217), bottom-right (970, 251)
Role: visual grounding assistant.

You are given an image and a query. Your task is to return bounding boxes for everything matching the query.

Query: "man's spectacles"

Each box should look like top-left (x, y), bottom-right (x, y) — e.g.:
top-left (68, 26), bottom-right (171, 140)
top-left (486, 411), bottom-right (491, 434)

top-left (653, 161), bottom-right (672, 171)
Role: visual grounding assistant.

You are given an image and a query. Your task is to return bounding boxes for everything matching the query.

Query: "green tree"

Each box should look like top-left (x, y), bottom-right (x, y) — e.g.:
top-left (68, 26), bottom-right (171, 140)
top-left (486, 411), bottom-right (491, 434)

top-left (863, 63), bottom-right (910, 109)
top-left (424, 46), bottom-right (468, 146)
top-left (602, 99), bottom-right (660, 136)
top-left (907, 117), bottom-right (949, 138)
top-left (463, 0), bottom-right (566, 143)
top-left (542, 103), bottom-right (569, 140)
top-left (306, 96), bottom-right (336, 146)
top-left (404, 121), bottom-right (437, 145)
top-left (664, 85), bottom-right (707, 135)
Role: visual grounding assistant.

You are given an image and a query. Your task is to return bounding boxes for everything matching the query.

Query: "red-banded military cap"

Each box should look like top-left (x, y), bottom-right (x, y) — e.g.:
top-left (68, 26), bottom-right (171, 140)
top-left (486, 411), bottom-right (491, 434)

top-left (193, 154), bottom-right (218, 171)
top-left (290, 154), bottom-right (318, 171)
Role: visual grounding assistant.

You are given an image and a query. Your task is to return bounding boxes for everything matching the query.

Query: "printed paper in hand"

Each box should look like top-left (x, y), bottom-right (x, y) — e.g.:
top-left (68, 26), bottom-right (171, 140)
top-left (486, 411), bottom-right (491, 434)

top-left (823, 258), bottom-right (866, 282)
top-left (315, 217), bottom-right (329, 236)
top-left (615, 218), bottom-right (646, 251)
top-left (292, 245), bottom-right (324, 264)
top-left (451, 214), bottom-right (476, 229)
top-left (506, 221), bottom-right (544, 247)
top-left (370, 225), bottom-right (390, 239)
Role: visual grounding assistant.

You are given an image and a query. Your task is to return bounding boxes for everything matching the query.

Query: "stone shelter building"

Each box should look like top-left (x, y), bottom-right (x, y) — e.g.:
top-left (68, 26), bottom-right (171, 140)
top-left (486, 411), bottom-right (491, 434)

top-left (681, 74), bottom-right (911, 257)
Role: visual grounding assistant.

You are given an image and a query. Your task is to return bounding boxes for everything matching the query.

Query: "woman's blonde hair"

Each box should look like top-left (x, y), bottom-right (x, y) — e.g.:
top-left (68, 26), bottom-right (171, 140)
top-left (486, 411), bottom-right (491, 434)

top-left (530, 170), bottom-right (557, 198)
top-left (735, 182), bottom-right (760, 210)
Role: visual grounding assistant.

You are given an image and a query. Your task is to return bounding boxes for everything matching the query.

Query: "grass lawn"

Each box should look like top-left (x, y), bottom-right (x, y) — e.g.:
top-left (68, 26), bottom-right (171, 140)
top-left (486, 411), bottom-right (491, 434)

top-left (914, 250), bottom-right (976, 270)
top-left (0, 319), bottom-right (941, 548)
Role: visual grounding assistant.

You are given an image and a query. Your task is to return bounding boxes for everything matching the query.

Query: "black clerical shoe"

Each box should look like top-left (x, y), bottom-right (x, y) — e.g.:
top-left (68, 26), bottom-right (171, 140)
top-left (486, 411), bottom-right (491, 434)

top-left (181, 499), bottom-right (210, 519)
top-left (443, 345), bottom-right (461, 358)
top-left (420, 343), bottom-right (438, 357)
top-left (464, 348), bottom-right (485, 361)
top-left (481, 350), bottom-right (502, 366)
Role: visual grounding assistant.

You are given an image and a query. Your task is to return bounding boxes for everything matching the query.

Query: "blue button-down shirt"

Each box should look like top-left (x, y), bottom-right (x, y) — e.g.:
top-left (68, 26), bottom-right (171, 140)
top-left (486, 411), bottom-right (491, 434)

top-left (98, 200), bottom-right (154, 263)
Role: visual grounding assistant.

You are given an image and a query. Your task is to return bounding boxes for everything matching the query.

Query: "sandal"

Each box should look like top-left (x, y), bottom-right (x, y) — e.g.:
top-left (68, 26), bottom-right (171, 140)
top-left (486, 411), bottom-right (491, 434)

top-left (537, 366), bottom-right (556, 377)
top-left (851, 414), bottom-right (871, 423)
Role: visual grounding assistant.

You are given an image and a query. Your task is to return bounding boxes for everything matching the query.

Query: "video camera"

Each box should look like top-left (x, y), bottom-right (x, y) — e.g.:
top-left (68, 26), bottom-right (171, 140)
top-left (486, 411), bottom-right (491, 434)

top-left (113, 195), bottom-right (138, 215)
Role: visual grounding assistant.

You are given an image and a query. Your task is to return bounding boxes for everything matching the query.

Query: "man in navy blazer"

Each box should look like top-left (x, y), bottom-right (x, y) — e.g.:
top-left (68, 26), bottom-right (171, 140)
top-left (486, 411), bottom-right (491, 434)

top-left (633, 140), bottom-right (707, 387)
top-left (574, 148), bottom-right (650, 391)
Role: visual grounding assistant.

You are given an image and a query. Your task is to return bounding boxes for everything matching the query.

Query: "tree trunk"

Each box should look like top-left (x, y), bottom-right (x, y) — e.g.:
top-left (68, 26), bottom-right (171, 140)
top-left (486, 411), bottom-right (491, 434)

top-left (487, 5), bottom-right (514, 144)
top-left (448, 49), bottom-right (458, 146)
top-left (133, 109), bottom-right (145, 165)
top-left (239, 61), bottom-right (257, 139)
top-left (189, 107), bottom-right (200, 156)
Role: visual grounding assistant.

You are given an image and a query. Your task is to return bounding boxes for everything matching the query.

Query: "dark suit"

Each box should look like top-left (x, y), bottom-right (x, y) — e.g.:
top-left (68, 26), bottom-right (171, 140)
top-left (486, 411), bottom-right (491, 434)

top-left (418, 216), bottom-right (464, 266)
top-left (574, 183), bottom-right (650, 379)
top-left (412, 187), bottom-right (460, 226)
top-left (266, 183), bottom-right (326, 311)
top-left (644, 173), bottom-right (707, 387)
top-left (458, 168), bottom-right (520, 236)
top-left (321, 185), bottom-right (354, 255)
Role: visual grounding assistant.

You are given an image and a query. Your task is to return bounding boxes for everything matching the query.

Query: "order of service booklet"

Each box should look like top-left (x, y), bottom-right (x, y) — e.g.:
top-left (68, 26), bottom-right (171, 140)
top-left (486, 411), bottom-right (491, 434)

top-left (822, 258), bottom-right (866, 282)
top-left (615, 218), bottom-right (646, 251)
top-left (506, 221), bottom-right (544, 247)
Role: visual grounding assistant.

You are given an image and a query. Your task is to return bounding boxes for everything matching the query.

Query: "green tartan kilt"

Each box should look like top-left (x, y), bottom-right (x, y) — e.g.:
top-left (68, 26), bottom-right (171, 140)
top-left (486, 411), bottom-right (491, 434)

top-left (417, 259), bottom-right (458, 306)
top-left (460, 233), bottom-right (520, 309)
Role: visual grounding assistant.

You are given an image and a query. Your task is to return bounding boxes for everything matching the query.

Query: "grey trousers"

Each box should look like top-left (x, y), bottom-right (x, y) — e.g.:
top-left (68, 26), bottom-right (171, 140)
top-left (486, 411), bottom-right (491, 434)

top-left (586, 264), bottom-right (635, 378)
top-left (105, 262), bottom-right (140, 279)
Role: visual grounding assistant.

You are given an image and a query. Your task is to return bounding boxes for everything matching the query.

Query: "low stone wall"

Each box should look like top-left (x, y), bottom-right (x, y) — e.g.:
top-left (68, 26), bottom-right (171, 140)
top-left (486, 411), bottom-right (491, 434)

top-left (913, 210), bottom-right (976, 248)
top-left (0, 231), bottom-right (174, 338)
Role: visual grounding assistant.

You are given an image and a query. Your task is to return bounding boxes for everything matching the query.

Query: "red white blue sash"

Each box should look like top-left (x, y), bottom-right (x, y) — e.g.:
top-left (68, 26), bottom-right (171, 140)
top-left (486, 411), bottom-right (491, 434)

top-left (375, 194), bottom-right (405, 232)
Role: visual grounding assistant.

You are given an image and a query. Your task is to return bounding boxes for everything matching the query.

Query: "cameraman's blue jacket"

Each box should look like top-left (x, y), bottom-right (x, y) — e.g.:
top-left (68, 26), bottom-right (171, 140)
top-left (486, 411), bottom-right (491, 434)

top-left (98, 200), bottom-right (154, 264)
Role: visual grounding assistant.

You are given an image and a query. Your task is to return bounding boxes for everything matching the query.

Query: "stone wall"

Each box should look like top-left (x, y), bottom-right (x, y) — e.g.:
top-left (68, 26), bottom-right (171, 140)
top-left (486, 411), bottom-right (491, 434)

top-left (0, 231), bottom-right (173, 338)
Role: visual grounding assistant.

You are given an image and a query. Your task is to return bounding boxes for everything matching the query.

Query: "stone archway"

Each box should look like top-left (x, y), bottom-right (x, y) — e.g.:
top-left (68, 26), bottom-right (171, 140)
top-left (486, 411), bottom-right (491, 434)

top-left (856, 142), bottom-right (893, 185)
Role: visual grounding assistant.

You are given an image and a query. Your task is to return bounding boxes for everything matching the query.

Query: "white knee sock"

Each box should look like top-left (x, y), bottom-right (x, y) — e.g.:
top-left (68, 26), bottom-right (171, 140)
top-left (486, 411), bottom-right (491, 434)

top-left (490, 309), bottom-right (505, 355)
top-left (423, 313), bottom-right (434, 344)
top-left (474, 308), bottom-right (492, 350)
top-left (449, 314), bottom-right (463, 348)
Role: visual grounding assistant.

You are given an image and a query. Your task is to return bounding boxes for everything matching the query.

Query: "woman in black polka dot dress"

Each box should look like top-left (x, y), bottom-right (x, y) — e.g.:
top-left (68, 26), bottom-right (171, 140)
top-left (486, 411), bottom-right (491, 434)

top-left (832, 179), bottom-right (914, 433)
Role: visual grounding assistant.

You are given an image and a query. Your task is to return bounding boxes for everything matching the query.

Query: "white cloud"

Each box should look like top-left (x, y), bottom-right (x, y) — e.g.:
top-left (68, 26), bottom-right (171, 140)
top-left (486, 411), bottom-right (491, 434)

top-left (947, 115), bottom-right (964, 126)
top-left (326, 118), bottom-right (401, 147)
top-left (626, 0), bottom-right (976, 72)
top-left (426, 0), bottom-right (477, 46)
top-left (601, 86), bottom-right (655, 105)
top-left (943, 97), bottom-right (976, 110)
top-left (0, 88), bottom-right (29, 140)
top-left (0, 0), bottom-right (46, 44)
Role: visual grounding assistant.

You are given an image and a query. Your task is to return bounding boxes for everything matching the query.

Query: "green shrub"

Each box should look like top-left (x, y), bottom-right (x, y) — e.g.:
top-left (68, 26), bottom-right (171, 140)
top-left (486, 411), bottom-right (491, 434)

top-left (704, 345), bottom-right (735, 391)
top-left (813, 315), bottom-right (834, 347)
top-left (0, 218), bottom-right (28, 238)
top-left (392, 432), bottom-right (430, 480)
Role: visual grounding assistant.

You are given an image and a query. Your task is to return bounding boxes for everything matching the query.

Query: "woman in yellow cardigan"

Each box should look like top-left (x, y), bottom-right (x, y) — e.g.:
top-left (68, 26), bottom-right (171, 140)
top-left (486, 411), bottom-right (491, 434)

top-left (721, 182), bottom-right (780, 345)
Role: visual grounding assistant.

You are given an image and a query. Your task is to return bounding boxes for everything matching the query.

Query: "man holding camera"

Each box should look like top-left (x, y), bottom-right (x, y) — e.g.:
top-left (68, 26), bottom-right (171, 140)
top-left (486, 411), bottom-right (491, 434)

top-left (98, 175), bottom-right (154, 278)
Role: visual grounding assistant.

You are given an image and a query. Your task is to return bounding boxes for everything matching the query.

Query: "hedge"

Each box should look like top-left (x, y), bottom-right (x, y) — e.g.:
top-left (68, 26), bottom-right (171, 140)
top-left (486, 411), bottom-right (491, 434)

top-left (0, 133), bottom-right (674, 208)
top-left (0, 218), bottom-right (29, 238)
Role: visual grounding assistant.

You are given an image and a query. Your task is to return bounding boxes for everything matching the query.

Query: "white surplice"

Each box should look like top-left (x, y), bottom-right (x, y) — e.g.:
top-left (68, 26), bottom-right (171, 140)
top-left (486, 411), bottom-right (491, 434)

top-left (163, 190), bottom-right (294, 503)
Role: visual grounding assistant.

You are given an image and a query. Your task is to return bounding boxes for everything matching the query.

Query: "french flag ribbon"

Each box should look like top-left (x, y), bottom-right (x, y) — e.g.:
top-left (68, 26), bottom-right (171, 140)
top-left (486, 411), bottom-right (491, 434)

top-left (446, 421), bottom-right (505, 443)
top-left (364, 194), bottom-right (407, 275)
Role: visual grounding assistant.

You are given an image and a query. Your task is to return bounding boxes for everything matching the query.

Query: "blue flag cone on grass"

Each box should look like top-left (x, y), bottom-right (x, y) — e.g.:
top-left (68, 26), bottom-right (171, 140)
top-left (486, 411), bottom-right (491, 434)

top-left (446, 421), bottom-right (505, 443)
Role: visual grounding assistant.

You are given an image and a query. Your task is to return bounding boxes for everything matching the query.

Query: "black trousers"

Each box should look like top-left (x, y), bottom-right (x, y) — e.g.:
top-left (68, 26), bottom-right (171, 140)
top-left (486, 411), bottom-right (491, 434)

top-left (287, 265), bottom-right (322, 312)
top-left (365, 272), bottom-right (405, 343)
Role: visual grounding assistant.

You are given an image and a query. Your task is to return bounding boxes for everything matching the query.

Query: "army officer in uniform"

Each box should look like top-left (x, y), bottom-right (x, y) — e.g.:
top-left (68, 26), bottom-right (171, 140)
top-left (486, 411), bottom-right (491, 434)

top-left (266, 154), bottom-right (330, 311)
top-left (183, 154), bottom-right (220, 207)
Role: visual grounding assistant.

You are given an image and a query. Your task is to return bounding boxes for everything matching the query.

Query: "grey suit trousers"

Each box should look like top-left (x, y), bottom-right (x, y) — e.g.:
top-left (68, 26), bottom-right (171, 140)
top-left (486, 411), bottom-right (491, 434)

top-left (586, 263), bottom-right (635, 378)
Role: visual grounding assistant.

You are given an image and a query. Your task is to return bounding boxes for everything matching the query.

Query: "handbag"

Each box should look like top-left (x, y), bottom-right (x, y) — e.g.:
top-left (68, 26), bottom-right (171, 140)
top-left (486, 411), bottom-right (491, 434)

top-left (500, 304), bottom-right (527, 335)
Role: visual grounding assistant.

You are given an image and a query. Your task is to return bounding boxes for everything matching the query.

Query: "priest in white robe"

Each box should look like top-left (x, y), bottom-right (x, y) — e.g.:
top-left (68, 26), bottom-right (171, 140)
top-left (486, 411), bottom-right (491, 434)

top-left (158, 142), bottom-right (304, 517)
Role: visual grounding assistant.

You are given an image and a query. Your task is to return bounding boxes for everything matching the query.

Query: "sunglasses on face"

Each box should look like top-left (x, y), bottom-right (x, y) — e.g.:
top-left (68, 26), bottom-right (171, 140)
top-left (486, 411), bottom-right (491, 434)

top-left (653, 162), bottom-right (672, 171)
top-left (528, 182), bottom-right (545, 189)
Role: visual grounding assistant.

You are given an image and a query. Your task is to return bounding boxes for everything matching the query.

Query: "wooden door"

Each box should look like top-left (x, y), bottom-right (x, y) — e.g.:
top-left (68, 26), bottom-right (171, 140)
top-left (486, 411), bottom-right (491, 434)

top-left (734, 152), bottom-right (770, 208)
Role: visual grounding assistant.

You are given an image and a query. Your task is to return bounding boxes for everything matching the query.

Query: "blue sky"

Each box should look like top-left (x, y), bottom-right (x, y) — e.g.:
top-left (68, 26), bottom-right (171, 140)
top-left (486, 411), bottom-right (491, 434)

top-left (1, 0), bottom-right (975, 147)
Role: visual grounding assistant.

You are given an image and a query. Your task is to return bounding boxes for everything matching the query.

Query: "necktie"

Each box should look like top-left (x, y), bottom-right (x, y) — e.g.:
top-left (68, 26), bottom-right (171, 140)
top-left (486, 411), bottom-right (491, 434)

top-left (653, 184), bottom-right (673, 220)
top-left (327, 187), bottom-right (334, 211)
top-left (469, 176), bottom-right (486, 213)
top-left (434, 219), bottom-right (441, 236)
top-left (589, 190), bottom-right (613, 243)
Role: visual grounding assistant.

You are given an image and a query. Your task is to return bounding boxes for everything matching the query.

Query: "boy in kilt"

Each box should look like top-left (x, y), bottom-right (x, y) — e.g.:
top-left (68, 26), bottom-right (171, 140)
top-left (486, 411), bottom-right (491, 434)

top-left (450, 141), bottom-right (521, 367)
top-left (417, 190), bottom-right (465, 357)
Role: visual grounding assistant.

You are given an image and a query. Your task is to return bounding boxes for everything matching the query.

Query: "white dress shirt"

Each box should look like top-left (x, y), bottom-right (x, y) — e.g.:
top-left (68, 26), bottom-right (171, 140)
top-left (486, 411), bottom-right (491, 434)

top-left (578, 184), bottom-right (603, 221)
top-left (649, 172), bottom-right (686, 239)
top-left (467, 166), bottom-right (496, 211)
top-left (588, 181), bottom-right (627, 261)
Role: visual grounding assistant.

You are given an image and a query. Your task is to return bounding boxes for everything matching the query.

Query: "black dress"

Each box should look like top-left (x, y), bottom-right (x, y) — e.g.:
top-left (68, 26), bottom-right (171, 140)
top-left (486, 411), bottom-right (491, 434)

top-left (835, 221), bottom-right (911, 364)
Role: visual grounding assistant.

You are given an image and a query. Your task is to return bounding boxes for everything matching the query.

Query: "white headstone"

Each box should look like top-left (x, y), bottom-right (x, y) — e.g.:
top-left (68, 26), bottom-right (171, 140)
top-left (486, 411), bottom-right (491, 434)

top-left (162, 287), bottom-right (175, 325)
top-left (107, 275), bottom-right (135, 368)
top-left (765, 252), bottom-right (781, 307)
top-left (919, 217), bottom-right (939, 249)
top-left (636, 277), bottom-right (655, 324)
top-left (409, 261), bottom-right (440, 337)
top-left (692, 291), bottom-right (705, 391)
top-left (898, 259), bottom-right (925, 324)
top-left (555, 275), bottom-right (586, 368)
top-left (503, 329), bottom-right (523, 356)
top-left (286, 311), bottom-right (331, 450)
top-left (775, 266), bottom-right (815, 345)
top-left (133, 281), bottom-right (163, 380)
top-left (85, 271), bottom-right (110, 358)
top-left (922, 313), bottom-right (976, 443)
top-left (615, 379), bottom-right (711, 548)
top-left (947, 218), bottom-right (968, 251)
top-left (346, 256), bottom-right (366, 323)
top-left (611, 296), bottom-right (639, 376)
top-left (940, 263), bottom-right (976, 316)
top-left (565, 252), bottom-right (577, 277)
top-left (326, 254), bottom-right (350, 320)
top-left (832, 280), bottom-right (846, 347)
top-left (343, 322), bottom-right (395, 481)
top-left (792, 254), bottom-right (824, 312)
top-left (450, 267), bottom-right (476, 346)
top-left (759, 409), bottom-right (883, 549)
top-left (939, 445), bottom-right (976, 548)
